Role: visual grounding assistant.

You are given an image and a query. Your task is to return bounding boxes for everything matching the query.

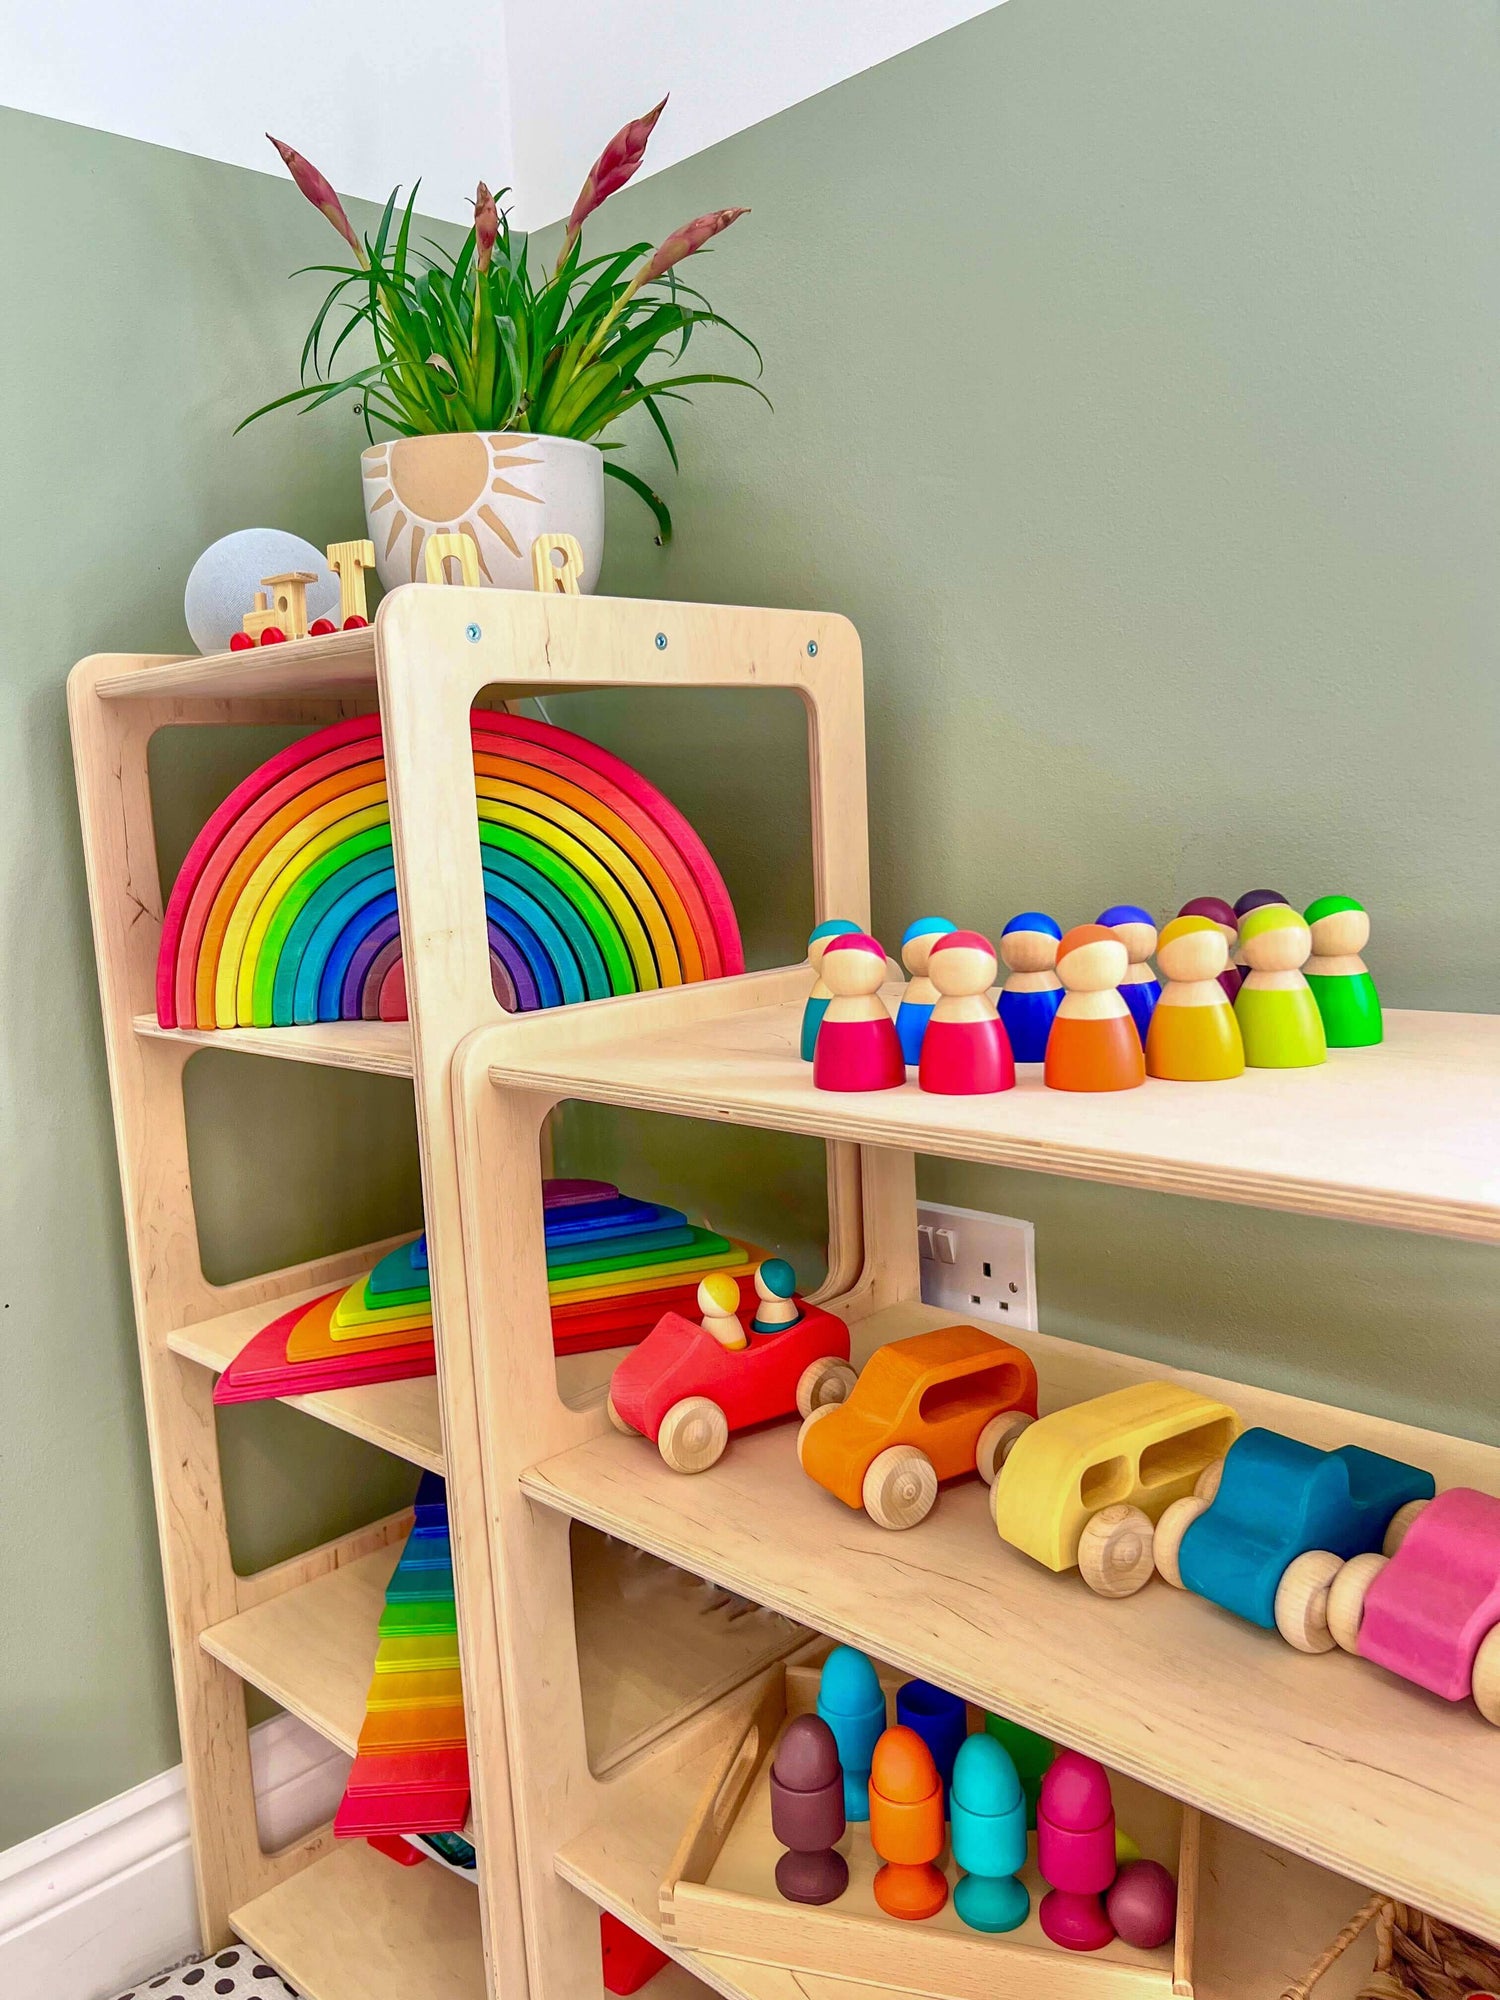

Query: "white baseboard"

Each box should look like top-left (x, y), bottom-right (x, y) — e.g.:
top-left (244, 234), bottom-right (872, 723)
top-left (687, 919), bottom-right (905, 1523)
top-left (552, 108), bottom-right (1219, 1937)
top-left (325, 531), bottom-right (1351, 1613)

top-left (0, 1716), bottom-right (349, 2000)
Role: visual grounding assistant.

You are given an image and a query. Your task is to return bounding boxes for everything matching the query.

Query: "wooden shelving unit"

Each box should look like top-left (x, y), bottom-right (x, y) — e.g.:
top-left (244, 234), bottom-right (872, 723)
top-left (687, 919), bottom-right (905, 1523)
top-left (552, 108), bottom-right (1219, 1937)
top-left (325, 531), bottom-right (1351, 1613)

top-left (445, 934), bottom-right (1499, 1995)
top-left (71, 589), bottom-right (869, 2000)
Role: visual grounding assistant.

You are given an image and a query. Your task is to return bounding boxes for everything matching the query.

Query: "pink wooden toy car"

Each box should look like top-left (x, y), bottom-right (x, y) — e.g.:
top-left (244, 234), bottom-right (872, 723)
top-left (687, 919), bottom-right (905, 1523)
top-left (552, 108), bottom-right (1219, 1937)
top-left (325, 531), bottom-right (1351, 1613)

top-left (606, 1282), bottom-right (855, 1474)
top-left (1323, 1486), bottom-right (1500, 1723)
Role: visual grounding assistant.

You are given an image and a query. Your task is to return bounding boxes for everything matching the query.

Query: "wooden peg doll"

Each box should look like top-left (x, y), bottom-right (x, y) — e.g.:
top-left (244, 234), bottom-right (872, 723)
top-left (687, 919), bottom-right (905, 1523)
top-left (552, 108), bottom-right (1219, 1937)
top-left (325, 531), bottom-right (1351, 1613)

top-left (869, 1726), bottom-right (948, 1920)
top-left (812, 935), bottom-right (906, 1092)
top-left (1043, 927), bottom-right (1146, 1092)
top-left (697, 1273), bottom-right (747, 1351)
top-left (1097, 905), bottom-right (1160, 1046)
top-left (1304, 895), bottom-right (1382, 1047)
top-left (1038, 1751), bottom-right (1118, 1951)
top-left (801, 919), bottom-right (862, 1061)
top-left (998, 912), bottom-right (1064, 1062)
top-left (895, 917), bottom-right (955, 1065)
top-left (950, 1732), bottom-right (1029, 1933)
top-left (1234, 906), bottom-right (1326, 1068)
top-left (751, 1257), bottom-right (801, 1333)
top-left (770, 1715), bottom-right (848, 1905)
top-left (1178, 897), bottom-right (1242, 1000)
top-left (1231, 889), bottom-right (1290, 982)
top-left (1146, 917), bottom-right (1245, 1081)
top-left (917, 931), bottom-right (1015, 1095)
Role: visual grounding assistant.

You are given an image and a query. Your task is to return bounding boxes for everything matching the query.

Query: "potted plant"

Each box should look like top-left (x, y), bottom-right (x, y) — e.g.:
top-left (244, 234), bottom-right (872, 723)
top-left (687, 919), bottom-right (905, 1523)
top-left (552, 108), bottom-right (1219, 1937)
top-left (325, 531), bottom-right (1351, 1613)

top-left (243, 101), bottom-right (762, 592)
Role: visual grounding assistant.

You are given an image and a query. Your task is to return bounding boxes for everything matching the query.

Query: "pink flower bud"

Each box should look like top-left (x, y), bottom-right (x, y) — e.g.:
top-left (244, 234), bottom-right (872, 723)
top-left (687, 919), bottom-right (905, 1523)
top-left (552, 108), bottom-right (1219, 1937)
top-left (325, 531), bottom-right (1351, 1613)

top-left (563, 98), bottom-right (667, 242)
top-left (474, 181), bottom-right (499, 273)
top-left (267, 135), bottom-right (364, 261)
top-left (638, 208), bottom-right (749, 286)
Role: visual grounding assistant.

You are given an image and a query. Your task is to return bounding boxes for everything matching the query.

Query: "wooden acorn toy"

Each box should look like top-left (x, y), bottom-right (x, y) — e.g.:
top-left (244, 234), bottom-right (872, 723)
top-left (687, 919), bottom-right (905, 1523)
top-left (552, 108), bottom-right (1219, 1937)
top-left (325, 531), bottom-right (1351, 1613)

top-left (917, 931), bottom-right (1015, 1095)
top-left (812, 935), bottom-right (906, 1092)
top-left (750, 1257), bottom-right (802, 1333)
top-left (801, 919), bottom-right (862, 1061)
top-left (1178, 897), bottom-right (1243, 1000)
top-left (1097, 905), bottom-right (1161, 1046)
top-left (1043, 927), bottom-right (1146, 1092)
top-left (770, 1715), bottom-right (849, 1905)
top-left (1145, 916), bottom-right (1245, 1081)
top-left (869, 1725), bottom-right (948, 1920)
top-left (998, 912), bottom-right (1064, 1062)
top-left (949, 1732), bottom-right (1030, 1933)
top-left (1037, 1750), bottom-right (1117, 1952)
top-left (895, 917), bottom-right (955, 1065)
top-left (1234, 906), bottom-right (1327, 1069)
top-left (697, 1273), bottom-right (747, 1351)
top-left (1304, 896), bottom-right (1383, 1047)
top-left (816, 1646), bottom-right (886, 1822)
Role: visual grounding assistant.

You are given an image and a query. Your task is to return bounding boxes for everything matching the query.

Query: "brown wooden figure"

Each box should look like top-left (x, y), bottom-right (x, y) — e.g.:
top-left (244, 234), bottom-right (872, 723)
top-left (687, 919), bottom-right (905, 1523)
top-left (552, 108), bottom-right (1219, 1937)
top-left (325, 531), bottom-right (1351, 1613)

top-left (770, 1715), bottom-right (849, 1905)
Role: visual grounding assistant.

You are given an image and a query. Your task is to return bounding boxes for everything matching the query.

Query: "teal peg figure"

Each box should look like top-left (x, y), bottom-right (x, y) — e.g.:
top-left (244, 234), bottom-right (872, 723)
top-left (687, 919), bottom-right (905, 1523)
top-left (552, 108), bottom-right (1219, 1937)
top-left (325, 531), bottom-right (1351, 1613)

top-left (951, 1733), bottom-right (1030, 1933)
top-left (816, 1645), bottom-right (886, 1821)
top-left (802, 920), bottom-right (863, 1061)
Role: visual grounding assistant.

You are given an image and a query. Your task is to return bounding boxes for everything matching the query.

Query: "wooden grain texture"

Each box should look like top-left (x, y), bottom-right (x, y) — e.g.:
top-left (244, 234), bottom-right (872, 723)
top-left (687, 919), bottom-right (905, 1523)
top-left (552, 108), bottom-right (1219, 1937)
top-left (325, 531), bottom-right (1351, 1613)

top-left (135, 1012), bottom-right (415, 1075)
top-left (483, 982), bottom-right (1500, 1242)
top-left (522, 1300), bottom-right (1500, 1944)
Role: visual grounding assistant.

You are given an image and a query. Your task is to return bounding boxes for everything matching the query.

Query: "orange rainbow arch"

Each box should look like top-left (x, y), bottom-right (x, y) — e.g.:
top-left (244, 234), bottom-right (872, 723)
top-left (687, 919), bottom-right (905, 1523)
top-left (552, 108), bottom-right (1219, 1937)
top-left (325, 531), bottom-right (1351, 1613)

top-left (156, 712), bottom-right (743, 1027)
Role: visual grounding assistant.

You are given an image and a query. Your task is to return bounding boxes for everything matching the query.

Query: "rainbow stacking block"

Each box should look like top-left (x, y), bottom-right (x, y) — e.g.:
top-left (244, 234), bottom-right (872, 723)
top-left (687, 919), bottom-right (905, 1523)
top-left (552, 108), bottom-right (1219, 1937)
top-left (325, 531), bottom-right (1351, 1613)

top-left (214, 1179), bottom-right (767, 1402)
top-left (155, 711), bottom-right (744, 1028)
top-left (336, 1475), bottom-right (470, 1839)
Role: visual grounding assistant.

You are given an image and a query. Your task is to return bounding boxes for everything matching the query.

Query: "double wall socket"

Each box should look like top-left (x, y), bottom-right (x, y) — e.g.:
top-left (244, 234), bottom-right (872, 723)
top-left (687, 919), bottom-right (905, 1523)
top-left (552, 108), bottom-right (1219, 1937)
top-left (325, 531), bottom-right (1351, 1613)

top-left (916, 1201), bottom-right (1037, 1331)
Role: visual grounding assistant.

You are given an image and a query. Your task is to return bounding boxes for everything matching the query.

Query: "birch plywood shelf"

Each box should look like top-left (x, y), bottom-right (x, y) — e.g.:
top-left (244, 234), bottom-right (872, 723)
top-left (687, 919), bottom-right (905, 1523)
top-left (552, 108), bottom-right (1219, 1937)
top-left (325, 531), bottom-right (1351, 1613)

top-left (72, 587), bottom-right (871, 2000)
top-left (483, 973), bottom-right (1500, 1242)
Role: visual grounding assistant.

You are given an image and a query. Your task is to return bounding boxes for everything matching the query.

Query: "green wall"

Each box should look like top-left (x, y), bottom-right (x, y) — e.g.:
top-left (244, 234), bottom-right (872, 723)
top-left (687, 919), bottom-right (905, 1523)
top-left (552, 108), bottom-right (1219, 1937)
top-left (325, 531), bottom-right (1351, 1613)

top-left (564, 0), bottom-right (1497, 1432)
top-left (0, 111), bottom-right (426, 1845)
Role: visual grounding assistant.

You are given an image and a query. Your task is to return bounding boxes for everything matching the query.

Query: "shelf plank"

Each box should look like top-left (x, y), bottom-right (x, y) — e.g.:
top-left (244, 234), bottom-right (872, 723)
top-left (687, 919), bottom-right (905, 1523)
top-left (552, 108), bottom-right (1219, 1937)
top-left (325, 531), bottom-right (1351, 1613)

top-left (137, 1013), bottom-right (414, 1076)
top-left (231, 1838), bottom-right (484, 2000)
top-left (97, 627), bottom-right (377, 702)
top-left (202, 1526), bottom-right (805, 1777)
top-left (558, 1706), bottom-right (1376, 2000)
top-left (523, 1302), bottom-right (1500, 1942)
top-left (486, 988), bottom-right (1500, 1241)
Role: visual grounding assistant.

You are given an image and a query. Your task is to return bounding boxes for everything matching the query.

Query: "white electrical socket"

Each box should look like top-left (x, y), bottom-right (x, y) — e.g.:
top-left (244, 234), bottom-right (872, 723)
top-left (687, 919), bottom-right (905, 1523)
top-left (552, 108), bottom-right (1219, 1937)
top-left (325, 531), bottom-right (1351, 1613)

top-left (916, 1201), bottom-right (1037, 1331)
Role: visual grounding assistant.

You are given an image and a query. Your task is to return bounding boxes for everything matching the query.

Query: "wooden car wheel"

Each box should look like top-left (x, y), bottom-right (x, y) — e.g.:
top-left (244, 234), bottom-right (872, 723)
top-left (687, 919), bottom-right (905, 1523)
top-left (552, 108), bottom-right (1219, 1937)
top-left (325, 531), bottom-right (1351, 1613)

top-left (657, 1397), bottom-right (729, 1474)
top-left (795, 1356), bottom-right (858, 1419)
top-left (1194, 1457), bottom-right (1226, 1503)
top-left (796, 1402), bottom-right (840, 1469)
top-left (1274, 1549), bottom-right (1343, 1653)
top-left (605, 1393), bottom-right (635, 1435)
top-left (1383, 1498), bottom-right (1429, 1555)
top-left (1470, 1624), bottom-right (1500, 1725)
top-left (1152, 1494), bottom-right (1209, 1589)
top-left (975, 1411), bottom-right (1033, 1486)
top-left (1077, 1504), bottom-right (1157, 1598)
top-left (862, 1446), bottom-right (938, 1530)
top-left (1327, 1551), bottom-right (1387, 1654)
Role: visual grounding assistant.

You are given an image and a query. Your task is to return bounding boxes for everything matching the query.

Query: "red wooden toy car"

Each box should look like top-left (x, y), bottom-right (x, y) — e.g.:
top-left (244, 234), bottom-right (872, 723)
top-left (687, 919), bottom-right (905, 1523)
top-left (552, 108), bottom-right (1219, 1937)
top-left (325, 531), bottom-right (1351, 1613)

top-left (606, 1286), bottom-right (854, 1474)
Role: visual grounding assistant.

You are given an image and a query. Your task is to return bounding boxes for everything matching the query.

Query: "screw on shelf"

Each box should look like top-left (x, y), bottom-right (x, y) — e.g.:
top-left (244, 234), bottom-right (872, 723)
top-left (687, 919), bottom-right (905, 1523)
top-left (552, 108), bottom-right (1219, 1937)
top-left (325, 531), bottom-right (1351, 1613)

top-left (465, 623), bottom-right (482, 643)
top-left (807, 640), bottom-right (819, 656)
top-left (655, 632), bottom-right (668, 650)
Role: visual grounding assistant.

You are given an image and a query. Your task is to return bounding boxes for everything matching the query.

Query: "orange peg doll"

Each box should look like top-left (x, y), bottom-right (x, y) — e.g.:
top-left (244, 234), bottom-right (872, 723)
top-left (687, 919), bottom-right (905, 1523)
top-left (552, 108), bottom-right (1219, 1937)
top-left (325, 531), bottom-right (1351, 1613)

top-left (1043, 926), bottom-right (1146, 1093)
top-left (869, 1725), bottom-right (949, 1920)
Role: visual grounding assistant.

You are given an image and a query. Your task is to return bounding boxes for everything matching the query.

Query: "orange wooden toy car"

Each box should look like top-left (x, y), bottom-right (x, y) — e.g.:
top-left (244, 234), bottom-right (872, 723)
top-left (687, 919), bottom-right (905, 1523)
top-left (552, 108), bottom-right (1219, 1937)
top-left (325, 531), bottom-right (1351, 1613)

top-left (797, 1324), bottom-right (1039, 1529)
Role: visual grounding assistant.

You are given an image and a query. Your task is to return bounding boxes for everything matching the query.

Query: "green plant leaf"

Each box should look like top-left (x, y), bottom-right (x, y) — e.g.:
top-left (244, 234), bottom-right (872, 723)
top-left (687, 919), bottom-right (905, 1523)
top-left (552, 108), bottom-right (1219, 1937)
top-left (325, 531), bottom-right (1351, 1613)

top-left (604, 460), bottom-right (672, 542)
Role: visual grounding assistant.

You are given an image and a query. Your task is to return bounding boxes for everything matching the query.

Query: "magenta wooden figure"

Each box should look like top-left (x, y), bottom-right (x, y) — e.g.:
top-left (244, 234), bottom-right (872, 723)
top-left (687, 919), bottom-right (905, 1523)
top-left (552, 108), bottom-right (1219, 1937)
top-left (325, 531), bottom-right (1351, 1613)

top-left (812, 935), bottom-right (905, 1093)
top-left (1038, 1751), bottom-right (1117, 1952)
top-left (1178, 897), bottom-right (1242, 1000)
top-left (917, 931), bottom-right (1015, 1095)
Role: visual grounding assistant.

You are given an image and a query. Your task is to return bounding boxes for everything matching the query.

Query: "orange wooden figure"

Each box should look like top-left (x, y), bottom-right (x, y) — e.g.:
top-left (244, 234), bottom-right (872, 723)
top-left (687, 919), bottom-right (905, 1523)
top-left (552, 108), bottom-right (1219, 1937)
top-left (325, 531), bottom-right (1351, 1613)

top-left (869, 1725), bottom-right (949, 1919)
top-left (1043, 926), bottom-right (1146, 1093)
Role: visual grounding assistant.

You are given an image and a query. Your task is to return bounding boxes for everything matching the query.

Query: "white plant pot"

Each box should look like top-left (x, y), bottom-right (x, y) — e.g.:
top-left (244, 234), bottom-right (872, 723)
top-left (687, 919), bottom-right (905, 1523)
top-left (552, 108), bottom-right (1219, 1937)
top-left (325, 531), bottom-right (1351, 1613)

top-left (361, 431), bottom-right (604, 593)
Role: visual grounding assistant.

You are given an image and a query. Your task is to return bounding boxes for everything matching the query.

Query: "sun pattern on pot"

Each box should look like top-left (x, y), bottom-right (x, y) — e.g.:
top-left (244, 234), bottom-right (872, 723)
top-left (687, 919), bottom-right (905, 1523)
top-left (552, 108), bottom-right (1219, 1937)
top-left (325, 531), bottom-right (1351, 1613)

top-left (155, 710), bottom-right (743, 1027)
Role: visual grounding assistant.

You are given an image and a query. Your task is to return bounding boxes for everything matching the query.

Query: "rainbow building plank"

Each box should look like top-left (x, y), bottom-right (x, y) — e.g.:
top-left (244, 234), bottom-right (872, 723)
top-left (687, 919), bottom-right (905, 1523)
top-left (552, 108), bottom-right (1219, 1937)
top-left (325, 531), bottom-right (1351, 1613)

top-left (335, 1475), bottom-right (470, 1839)
top-left (155, 711), bottom-right (744, 1028)
top-left (213, 1180), bottom-right (767, 1402)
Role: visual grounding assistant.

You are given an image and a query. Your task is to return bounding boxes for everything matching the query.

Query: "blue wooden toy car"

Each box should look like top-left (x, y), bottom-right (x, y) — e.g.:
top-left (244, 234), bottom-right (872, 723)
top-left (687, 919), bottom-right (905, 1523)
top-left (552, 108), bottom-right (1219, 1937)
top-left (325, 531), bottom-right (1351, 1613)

top-left (1159, 1427), bottom-right (1433, 1638)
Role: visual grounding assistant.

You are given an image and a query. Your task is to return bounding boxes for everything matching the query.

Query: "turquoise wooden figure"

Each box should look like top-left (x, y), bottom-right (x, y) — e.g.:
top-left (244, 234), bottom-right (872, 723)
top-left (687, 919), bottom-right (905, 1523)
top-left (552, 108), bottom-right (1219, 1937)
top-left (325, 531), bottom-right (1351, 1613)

top-left (896, 916), bottom-right (955, 1065)
top-left (950, 1733), bottom-right (1030, 1933)
top-left (816, 1645), bottom-right (886, 1821)
top-left (1175, 1428), bottom-right (1434, 1630)
top-left (802, 919), bottom-right (862, 1061)
top-left (1304, 896), bottom-right (1383, 1047)
top-left (751, 1257), bottom-right (800, 1333)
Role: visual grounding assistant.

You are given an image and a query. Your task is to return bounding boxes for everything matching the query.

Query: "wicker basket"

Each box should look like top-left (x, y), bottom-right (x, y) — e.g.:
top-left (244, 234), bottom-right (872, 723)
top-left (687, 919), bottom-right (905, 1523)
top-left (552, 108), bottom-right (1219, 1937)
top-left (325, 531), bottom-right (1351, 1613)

top-left (1283, 1897), bottom-right (1500, 2000)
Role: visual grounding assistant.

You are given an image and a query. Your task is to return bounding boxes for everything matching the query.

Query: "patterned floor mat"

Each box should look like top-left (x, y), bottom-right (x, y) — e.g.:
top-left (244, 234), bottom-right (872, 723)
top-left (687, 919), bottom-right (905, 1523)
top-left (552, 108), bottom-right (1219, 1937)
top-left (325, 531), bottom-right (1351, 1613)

top-left (108, 1946), bottom-right (296, 1999)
